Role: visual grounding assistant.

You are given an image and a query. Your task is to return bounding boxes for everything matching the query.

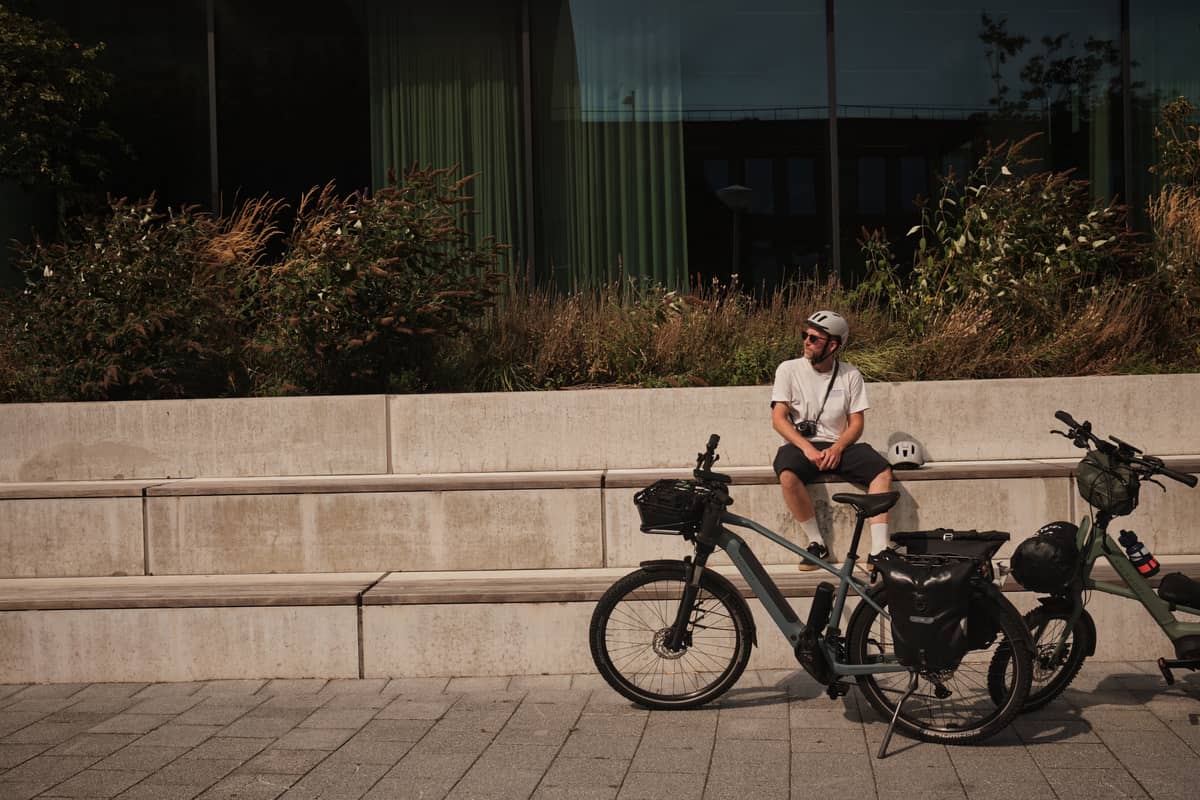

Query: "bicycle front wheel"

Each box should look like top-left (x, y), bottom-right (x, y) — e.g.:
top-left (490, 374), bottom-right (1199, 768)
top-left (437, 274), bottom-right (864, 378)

top-left (988, 605), bottom-right (1093, 712)
top-left (847, 584), bottom-right (1033, 745)
top-left (589, 566), bottom-right (754, 710)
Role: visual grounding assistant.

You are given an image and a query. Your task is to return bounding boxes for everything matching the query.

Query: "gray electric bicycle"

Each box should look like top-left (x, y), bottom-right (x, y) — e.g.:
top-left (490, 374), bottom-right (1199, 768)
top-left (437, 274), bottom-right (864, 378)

top-left (589, 435), bottom-right (1034, 753)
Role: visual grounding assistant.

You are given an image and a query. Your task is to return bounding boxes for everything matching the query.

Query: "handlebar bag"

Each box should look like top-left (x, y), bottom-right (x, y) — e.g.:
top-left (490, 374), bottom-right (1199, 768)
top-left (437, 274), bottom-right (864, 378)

top-left (1076, 450), bottom-right (1139, 516)
top-left (872, 551), bottom-right (975, 672)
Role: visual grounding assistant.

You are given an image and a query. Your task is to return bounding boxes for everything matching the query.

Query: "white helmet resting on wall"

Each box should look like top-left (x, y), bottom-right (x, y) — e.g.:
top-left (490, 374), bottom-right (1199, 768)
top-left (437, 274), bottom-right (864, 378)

top-left (805, 310), bottom-right (849, 347)
top-left (888, 440), bottom-right (925, 469)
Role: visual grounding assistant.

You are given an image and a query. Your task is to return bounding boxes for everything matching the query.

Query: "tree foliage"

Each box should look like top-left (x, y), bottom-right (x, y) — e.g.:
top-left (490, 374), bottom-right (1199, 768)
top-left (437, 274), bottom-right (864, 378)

top-left (0, 4), bottom-right (120, 188)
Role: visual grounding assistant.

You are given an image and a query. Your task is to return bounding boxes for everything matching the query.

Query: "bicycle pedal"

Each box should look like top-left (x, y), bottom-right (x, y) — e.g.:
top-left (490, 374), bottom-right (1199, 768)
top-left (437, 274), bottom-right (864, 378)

top-left (825, 681), bottom-right (851, 700)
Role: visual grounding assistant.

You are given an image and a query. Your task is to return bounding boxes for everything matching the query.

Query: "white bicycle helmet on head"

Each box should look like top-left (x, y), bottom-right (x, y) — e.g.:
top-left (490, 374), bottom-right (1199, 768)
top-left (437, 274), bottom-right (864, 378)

top-left (888, 440), bottom-right (925, 469)
top-left (805, 310), bottom-right (849, 347)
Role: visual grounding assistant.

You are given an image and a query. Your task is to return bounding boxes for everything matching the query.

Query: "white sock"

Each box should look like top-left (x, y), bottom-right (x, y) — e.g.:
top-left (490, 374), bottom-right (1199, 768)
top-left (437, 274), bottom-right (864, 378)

top-left (870, 522), bottom-right (890, 555)
top-left (798, 517), bottom-right (822, 547)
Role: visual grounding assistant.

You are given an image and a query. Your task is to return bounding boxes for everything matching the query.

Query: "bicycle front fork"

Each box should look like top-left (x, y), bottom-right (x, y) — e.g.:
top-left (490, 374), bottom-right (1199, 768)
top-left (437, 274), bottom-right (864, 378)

top-left (666, 541), bottom-right (716, 652)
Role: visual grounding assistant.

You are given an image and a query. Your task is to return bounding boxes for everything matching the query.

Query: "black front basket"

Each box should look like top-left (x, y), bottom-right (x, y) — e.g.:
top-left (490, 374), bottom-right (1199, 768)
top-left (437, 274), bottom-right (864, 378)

top-left (634, 479), bottom-right (705, 535)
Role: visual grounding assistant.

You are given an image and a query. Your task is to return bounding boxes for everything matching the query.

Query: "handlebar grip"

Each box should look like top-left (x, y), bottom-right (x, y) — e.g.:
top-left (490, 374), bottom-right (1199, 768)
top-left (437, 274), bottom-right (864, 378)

top-left (706, 434), bottom-right (720, 452)
top-left (1055, 410), bottom-right (1080, 428)
top-left (1161, 467), bottom-right (1199, 488)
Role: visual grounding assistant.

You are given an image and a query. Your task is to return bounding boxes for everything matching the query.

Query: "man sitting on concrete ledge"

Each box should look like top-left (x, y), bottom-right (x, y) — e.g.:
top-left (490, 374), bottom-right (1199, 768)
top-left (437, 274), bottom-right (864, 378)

top-left (770, 310), bottom-right (893, 569)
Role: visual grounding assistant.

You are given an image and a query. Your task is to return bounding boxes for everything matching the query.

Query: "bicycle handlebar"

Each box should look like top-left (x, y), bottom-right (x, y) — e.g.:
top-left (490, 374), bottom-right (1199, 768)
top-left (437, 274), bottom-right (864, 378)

top-left (694, 434), bottom-right (732, 484)
top-left (1054, 409), bottom-right (1080, 429)
top-left (1160, 464), bottom-right (1199, 488)
top-left (1053, 410), bottom-right (1198, 489)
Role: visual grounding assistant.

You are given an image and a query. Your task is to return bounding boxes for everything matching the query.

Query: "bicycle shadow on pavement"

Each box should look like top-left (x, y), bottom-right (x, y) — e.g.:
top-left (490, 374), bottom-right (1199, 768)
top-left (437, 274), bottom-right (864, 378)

top-left (711, 670), bottom-right (864, 719)
top-left (1006, 665), bottom-right (1200, 744)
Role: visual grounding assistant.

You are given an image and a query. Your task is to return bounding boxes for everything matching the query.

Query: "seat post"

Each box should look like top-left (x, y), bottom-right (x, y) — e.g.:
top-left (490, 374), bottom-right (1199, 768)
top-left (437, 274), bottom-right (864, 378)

top-left (847, 512), bottom-right (868, 561)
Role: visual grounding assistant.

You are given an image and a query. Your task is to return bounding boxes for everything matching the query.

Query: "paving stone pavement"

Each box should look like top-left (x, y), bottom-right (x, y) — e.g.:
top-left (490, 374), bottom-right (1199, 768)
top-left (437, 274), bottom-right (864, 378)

top-left (0, 662), bottom-right (1196, 800)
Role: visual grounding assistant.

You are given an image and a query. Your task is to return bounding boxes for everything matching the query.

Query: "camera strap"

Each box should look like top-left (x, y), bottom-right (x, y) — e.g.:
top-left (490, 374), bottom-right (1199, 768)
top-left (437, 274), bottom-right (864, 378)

top-left (800, 359), bottom-right (839, 433)
top-left (815, 358), bottom-right (840, 422)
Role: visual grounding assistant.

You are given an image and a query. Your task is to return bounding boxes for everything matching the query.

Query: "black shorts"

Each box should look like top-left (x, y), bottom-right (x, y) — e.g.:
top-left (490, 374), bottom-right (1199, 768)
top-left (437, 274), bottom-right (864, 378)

top-left (773, 442), bottom-right (890, 487)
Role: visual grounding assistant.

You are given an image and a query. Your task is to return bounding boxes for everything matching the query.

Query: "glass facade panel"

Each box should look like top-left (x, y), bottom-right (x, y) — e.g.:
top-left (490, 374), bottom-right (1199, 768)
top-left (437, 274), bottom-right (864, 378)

top-left (787, 158), bottom-right (818, 216)
top-left (836, 1), bottom-right (1122, 279)
top-left (216, 0), bottom-right (369, 206)
top-left (1131, 0), bottom-right (1200, 221)
top-left (28, 0), bottom-right (211, 209)
top-left (10, 1), bottom-right (1198, 290)
top-left (533, 0), bottom-right (826, 290)
top-left (367, 1), bottom-right (525, 262)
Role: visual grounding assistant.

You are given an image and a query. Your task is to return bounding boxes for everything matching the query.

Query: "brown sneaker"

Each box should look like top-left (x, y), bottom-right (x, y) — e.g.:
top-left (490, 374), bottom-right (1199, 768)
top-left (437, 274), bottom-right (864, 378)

top-left (798, 541), bottom-right (829, 571)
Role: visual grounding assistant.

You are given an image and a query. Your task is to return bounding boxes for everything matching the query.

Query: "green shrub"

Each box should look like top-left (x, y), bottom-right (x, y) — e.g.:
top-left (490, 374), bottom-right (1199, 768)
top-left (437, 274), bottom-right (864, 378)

top-left (250, 168), bottom-right (505, 394)
top-left (862, 135), bottom-right (1144, 335)
top-left (1, 197), bottom-right (276, 400)
top-left (1147, 98), bottom-right (1200, 358)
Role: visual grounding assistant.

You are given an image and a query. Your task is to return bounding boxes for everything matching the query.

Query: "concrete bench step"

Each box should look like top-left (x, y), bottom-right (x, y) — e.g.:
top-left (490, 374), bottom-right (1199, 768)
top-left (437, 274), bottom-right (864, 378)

top-left (6, 558), bottom-right (1199, 611)
top-left (0, 572), bottom-right (385, 610)
top-left (5, 457), bottom-right (1198, 498)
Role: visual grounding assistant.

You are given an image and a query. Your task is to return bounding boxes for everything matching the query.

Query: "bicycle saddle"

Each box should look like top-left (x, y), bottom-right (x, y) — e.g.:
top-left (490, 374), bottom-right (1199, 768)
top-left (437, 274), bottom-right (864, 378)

top-left (832, 491), bottom-right (900, 518)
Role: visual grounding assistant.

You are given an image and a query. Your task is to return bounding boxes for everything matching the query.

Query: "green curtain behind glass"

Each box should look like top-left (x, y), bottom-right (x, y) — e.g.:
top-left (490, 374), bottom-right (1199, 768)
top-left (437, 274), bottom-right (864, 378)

top-left (1131, 0), bottom-right (1200, 215)
top-left (366, 1), bottom-right (525, 264)
top-left (535, 0), bottom-right (689, 289)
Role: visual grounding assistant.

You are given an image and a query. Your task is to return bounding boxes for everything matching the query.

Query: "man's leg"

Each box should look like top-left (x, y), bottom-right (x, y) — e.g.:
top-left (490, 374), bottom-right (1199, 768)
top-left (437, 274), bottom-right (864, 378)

top-left (779, 470), bottom-right (826, 568)
top-left (867, 467), bottom-right (894, 555)
top-left (834, 444), bottom-right (895, 557)
top-left (779, 468), bottom-right (815, 522)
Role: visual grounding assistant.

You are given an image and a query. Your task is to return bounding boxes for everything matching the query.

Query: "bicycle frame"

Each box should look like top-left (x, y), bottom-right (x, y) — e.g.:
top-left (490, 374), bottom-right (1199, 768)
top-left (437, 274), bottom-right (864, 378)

top-left (700, 509), bottom-right (906, 677)
top-left (1041, 513), bottom-right (1200, 664)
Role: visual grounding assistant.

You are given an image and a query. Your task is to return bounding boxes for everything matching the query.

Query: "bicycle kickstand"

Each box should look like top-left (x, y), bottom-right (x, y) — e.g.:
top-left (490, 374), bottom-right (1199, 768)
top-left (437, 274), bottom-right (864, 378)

top-left (878, 671), bottom-right (919, 759)
top-left (1157, 657), bottom-right (1200, 686)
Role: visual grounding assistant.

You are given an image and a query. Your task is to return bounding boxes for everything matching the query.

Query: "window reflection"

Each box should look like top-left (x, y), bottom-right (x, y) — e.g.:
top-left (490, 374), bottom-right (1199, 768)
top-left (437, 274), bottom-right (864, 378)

top-left (535, 0), bottom-right (827, 290)
top-left (1131, 0), bottom-right (1200, 228)
top-left (836, 1), bottom-right (1122, 279)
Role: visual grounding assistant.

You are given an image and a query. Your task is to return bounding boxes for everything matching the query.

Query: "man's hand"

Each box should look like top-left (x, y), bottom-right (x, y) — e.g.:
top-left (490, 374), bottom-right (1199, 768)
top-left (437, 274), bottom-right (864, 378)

top-left (817, 444), bottom-right (844, 471)
top-left (800, 443), bottom-right (824, 464)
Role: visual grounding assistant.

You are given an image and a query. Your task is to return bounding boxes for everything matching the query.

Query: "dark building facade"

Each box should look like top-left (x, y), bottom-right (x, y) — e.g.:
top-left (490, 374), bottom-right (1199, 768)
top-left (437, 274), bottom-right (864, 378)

top-left (10, 0), bottom-right (1199, 290)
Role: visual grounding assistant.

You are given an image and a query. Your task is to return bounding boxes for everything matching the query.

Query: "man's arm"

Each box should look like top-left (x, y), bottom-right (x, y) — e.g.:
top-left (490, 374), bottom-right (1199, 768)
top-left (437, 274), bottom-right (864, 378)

top-left (771, 402), bottom-right (822, 461)
top-left (817, 411), bottom-right (865, 470)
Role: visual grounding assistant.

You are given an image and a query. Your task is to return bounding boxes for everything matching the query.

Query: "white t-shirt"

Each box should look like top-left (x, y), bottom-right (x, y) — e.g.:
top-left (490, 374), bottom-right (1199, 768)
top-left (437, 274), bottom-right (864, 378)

top-left (771, 358), bottom-right (870, 443)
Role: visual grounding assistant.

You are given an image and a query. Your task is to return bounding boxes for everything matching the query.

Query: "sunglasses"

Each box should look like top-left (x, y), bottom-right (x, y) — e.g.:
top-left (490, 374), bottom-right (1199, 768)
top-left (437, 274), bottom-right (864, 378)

top-left (803, 332), bottom-right (828, 344)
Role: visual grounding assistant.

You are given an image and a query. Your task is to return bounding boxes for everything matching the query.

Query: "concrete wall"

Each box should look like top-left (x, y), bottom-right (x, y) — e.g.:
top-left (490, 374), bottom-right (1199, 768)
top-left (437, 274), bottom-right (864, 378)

top-left (0, 497), bottom-right (144, 577)
top-left (0, 606), bottom-right (359, 683)
top-left (144, 489), bottom-right (602, 575)
top-left (3, 470), bottom-right (1184, 577)
top-left (389, 374), bottom-right (1200, 473)
top-left (3, 374), bottom-right (1198, 481)
top-left (2, 375), bottom-right (1199, 577)
top-left (0, 395), bottom-right (388, 481)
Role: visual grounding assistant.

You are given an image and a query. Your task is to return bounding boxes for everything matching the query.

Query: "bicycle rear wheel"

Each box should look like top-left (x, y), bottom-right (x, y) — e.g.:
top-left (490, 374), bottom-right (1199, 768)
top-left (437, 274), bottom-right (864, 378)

top-left (589, 566), bottom-right (754, 710)
top-left (847, 584), bottom-right (1033, 744)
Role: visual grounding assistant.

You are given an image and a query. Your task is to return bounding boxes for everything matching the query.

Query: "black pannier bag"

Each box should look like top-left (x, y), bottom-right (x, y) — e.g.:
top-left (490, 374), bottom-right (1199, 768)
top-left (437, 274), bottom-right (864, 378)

top-left (871, 551), bottom-right (976, 672)
top-left (1076, 450), bottom-right (1139, 516)
top-left (892, 529), bottom-right (1011, 649)
top-left (1011, 521), bottom-right (1080, 593)
top-left (634, 479), bottom-right (705, 534)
